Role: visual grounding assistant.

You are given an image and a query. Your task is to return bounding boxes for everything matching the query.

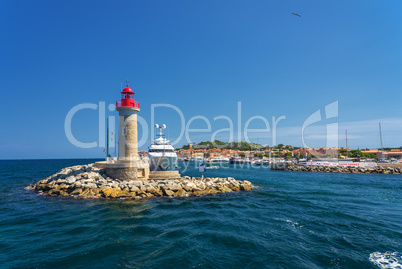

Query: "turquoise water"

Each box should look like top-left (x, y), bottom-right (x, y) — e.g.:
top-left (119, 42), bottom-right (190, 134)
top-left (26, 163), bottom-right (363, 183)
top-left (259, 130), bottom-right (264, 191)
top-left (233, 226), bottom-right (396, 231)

top-left (0, 159), bottom-right (401, 268)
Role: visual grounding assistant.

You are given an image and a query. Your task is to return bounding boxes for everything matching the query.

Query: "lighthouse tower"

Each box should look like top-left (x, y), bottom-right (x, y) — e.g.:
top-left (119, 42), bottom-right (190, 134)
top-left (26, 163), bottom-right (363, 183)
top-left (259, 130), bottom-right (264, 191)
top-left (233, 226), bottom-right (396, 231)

top-left (116, 83), bottom-right (140, 160)
top-left (105, 82), bottom-right (149, 181)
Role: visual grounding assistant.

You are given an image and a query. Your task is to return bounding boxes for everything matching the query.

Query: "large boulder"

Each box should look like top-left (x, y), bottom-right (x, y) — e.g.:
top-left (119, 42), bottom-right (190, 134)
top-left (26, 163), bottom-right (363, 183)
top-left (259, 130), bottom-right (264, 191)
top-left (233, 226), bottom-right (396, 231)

top-left (102, 188), bottom-right (121, 198)
top-left (78, 189), bottom-right (91, 197)
top-left (163, 182), bottom-right (182, 191)
top-left (70, 188), bottom-right (83, 195)
top-left (240, 181), bottom-right (252, 191)
top-left (163, 189), bottom-right (175, 196)
top-left (173, 189), bottom-right (187, 197)
top-left (66, 176), bottom-right (76, 184)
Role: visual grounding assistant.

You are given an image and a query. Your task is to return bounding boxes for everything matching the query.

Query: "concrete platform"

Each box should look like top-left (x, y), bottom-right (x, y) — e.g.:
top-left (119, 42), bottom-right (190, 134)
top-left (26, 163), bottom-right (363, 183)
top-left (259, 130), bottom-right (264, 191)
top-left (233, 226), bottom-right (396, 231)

top-left (149, 171), bottom-right (181, 180)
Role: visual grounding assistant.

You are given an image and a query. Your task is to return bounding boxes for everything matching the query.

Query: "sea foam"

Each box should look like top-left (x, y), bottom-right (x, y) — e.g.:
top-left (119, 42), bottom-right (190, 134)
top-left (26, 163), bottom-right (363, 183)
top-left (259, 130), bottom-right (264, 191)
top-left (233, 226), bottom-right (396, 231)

top-left (370, 252), bottom-right (402, 269)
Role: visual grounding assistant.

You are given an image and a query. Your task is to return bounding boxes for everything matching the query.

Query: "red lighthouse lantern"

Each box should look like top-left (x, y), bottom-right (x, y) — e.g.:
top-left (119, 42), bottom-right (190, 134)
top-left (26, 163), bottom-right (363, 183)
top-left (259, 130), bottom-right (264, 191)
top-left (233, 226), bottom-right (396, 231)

top-left (116, 84), bottom-right (140, 109)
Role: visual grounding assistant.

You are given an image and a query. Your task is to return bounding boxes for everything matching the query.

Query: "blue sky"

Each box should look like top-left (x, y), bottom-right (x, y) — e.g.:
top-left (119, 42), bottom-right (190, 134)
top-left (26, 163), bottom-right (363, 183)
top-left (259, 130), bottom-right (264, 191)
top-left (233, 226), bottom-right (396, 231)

top-left (0, 0), bottom-right (401, 159)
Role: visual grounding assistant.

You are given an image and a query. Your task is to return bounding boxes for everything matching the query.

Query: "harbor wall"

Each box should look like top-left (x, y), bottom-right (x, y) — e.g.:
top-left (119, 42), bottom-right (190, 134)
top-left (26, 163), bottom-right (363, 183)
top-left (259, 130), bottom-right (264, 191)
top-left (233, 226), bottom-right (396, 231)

top-left (283, 164), bottom-right (402, 174)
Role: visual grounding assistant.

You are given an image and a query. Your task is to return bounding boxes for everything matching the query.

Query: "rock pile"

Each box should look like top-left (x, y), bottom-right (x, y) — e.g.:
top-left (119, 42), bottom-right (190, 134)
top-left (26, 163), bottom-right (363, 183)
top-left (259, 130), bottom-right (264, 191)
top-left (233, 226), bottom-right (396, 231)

top-left (28, 164), bottom-right (253, 199)
top-left (285, 165), bottom-right (402, 174)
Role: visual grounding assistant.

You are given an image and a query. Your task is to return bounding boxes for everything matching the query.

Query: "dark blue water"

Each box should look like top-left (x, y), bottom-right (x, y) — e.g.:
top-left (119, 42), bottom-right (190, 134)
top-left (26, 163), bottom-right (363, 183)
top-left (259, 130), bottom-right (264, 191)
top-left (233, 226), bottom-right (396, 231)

top-left (0, 159), bottom-right (401, 268)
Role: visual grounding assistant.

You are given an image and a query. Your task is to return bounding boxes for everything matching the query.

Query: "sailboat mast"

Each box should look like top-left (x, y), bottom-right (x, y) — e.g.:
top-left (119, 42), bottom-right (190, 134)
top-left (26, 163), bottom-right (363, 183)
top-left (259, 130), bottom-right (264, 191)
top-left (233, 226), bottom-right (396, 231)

top-left (345, 129), bottom-right (348, 158)
top-left (379, 122), bottom-right (384, 160)
top-left (106, 117), bottom-right (109, 157)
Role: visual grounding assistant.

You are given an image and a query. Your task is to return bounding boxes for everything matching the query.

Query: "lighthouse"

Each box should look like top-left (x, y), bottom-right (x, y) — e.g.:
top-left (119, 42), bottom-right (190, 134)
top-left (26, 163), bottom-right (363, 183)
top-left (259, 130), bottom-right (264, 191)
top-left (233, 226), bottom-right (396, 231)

top-left (105, 82), bottom-right (149, 181)
top-left (116, 83), bottom-right (140, 160)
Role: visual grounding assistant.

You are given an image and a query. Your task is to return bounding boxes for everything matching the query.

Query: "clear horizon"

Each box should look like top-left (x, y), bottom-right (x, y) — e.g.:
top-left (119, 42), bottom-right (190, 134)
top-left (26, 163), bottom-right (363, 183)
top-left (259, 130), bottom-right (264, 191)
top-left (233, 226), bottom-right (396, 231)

top-left (1, 0), bottom-right (401, 159)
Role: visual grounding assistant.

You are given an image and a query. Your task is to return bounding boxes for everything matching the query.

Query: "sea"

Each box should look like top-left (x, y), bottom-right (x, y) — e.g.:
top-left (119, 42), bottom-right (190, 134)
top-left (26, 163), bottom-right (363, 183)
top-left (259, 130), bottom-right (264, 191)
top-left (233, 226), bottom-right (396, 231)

top-left (0, 159), bottom-right (401, 269)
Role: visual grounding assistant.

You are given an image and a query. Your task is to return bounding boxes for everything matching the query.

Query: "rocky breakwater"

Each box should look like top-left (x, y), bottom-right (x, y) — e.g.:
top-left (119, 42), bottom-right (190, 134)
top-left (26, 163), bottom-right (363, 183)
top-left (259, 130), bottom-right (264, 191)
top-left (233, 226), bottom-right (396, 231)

top-left (28, 164), bottom-right (253, 199)
top-left (286, 165), bottom-right (402, 174)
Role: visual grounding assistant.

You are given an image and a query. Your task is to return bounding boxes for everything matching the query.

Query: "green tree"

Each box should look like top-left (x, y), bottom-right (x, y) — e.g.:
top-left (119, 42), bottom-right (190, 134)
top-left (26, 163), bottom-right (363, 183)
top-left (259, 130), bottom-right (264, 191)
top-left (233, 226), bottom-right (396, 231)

top-left (254, 153), bottom-right (263, 158)
top-left (365, 153), bottom-right (375, 159)
top-left (349, 150), bottom-right (364, 158)
top-left (182, 145), bottom-right (190, 150)
top-left (284, 152), bottom-right (292, 159)
top-left (240, 142), bottom-right (252, 151)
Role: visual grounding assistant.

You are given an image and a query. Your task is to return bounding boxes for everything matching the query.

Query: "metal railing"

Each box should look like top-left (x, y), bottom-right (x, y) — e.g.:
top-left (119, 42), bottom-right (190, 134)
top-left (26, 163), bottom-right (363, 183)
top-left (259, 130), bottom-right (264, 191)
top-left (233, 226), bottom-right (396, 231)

top-left (116, 100), bottom-right (140, 108)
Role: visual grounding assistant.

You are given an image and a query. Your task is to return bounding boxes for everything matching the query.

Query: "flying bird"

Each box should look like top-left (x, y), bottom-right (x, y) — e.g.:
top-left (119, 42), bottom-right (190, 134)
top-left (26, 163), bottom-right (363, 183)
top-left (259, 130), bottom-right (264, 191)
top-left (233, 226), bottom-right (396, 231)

top-left (292, 13), bottom-right (301, 17)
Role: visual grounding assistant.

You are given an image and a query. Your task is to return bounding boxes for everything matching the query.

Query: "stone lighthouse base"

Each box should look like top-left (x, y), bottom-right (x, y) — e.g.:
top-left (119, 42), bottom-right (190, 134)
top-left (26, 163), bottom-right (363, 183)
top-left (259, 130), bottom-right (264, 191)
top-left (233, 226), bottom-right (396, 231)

top-left (103, 159), bottom-right (150, 181)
